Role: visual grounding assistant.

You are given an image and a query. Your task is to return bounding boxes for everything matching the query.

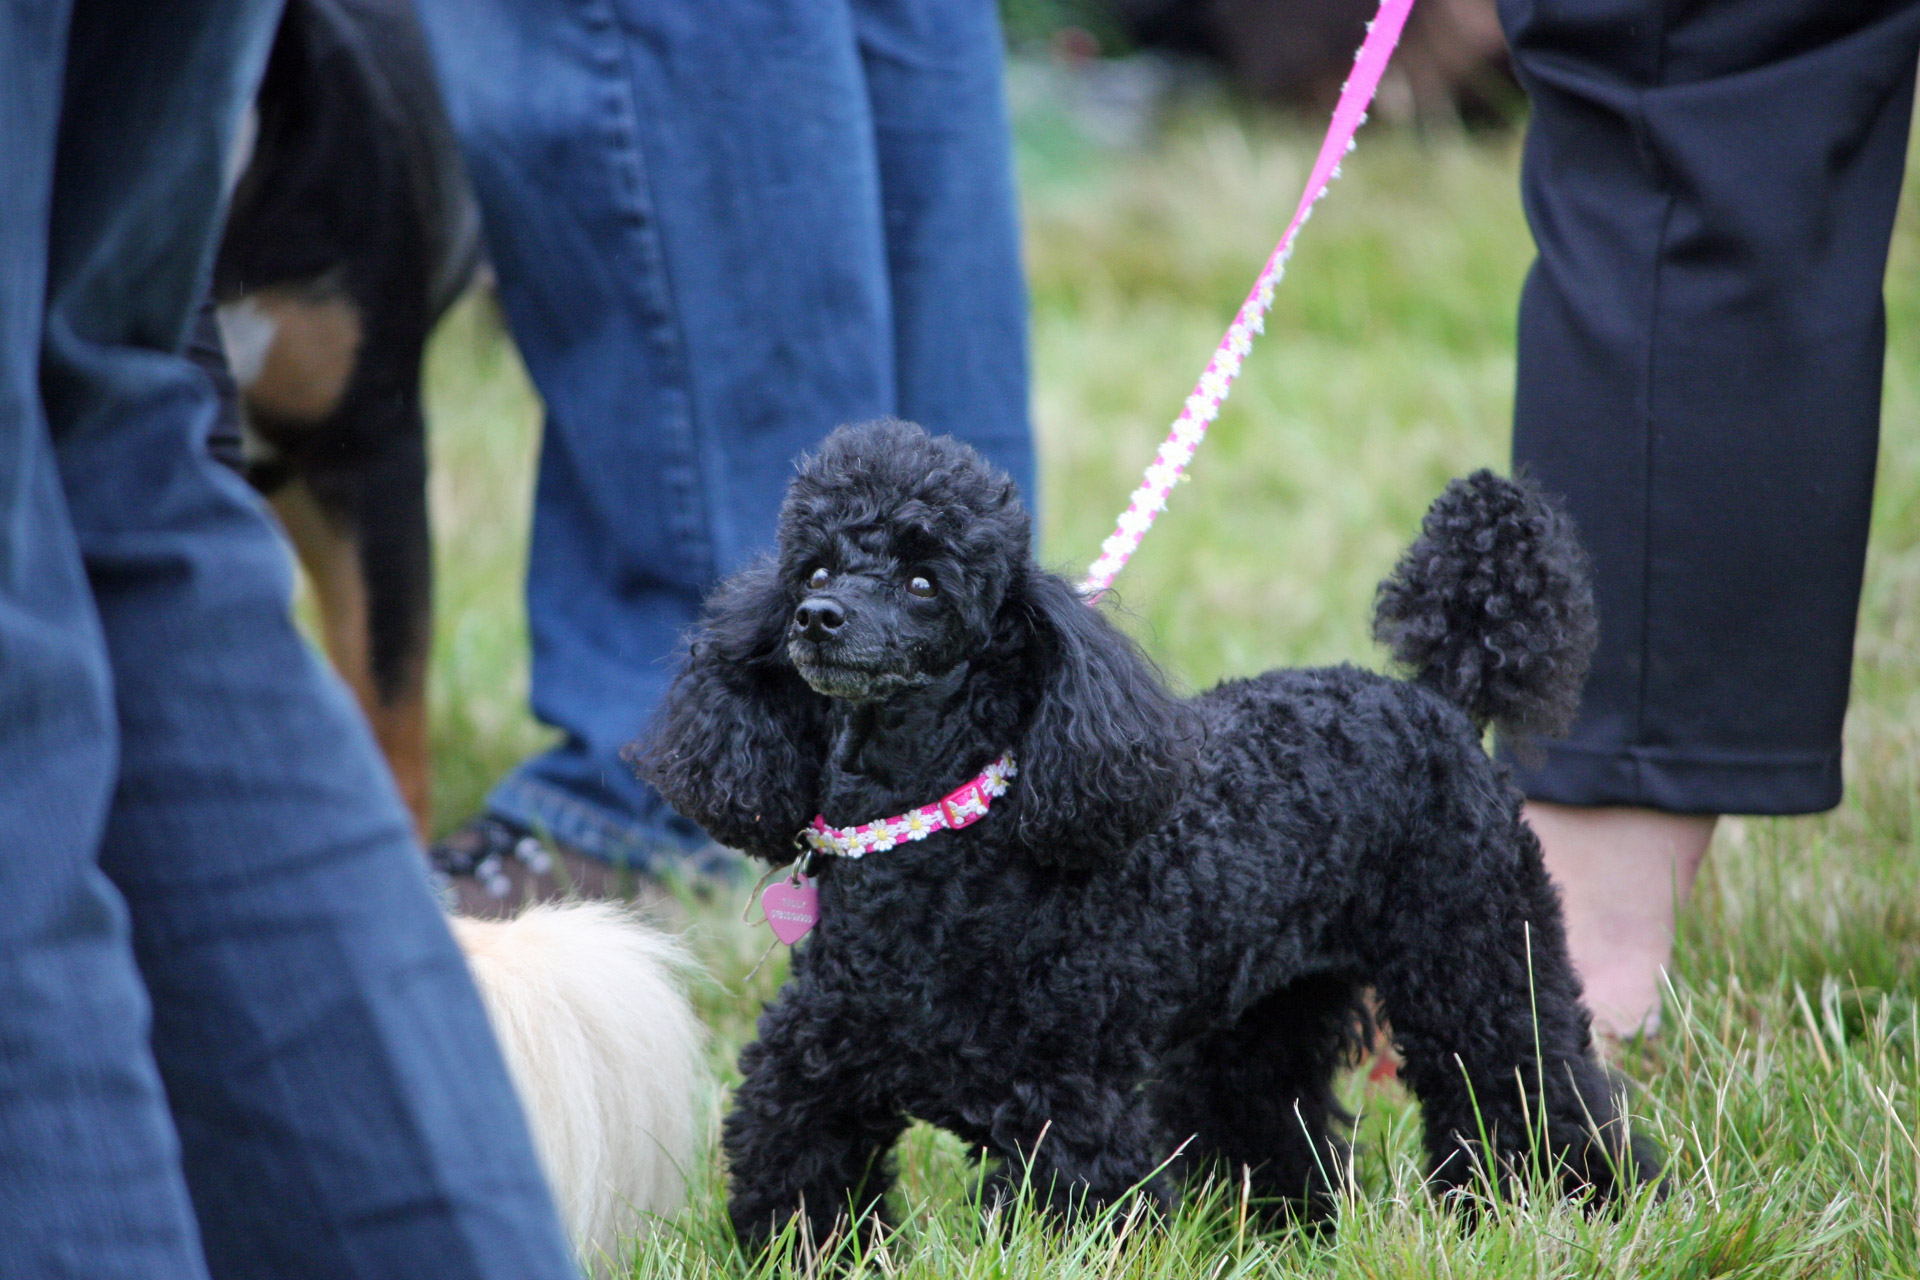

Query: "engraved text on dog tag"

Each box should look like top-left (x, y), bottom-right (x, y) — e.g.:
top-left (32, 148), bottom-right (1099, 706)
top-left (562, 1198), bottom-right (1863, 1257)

top-left (762, 875), bottom-right (819, 945)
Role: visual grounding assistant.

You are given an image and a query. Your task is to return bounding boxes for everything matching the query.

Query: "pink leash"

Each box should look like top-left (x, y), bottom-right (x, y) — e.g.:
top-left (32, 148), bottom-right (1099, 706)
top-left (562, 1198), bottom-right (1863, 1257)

top-left (1080, 0), bottom-right (1418, 599)
top-left (757, 1), bottom-right (1419, 950)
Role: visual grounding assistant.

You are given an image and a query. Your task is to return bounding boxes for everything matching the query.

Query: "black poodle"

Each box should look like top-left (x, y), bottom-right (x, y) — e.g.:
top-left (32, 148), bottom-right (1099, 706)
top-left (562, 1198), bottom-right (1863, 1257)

top-left (639, 418), bottom-right (1659, 1250)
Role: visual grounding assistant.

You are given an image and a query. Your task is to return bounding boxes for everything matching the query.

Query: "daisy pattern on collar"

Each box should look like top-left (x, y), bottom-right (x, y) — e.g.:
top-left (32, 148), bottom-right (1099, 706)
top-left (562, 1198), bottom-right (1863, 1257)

top-left (801, 752), bottom-right (1017, 860)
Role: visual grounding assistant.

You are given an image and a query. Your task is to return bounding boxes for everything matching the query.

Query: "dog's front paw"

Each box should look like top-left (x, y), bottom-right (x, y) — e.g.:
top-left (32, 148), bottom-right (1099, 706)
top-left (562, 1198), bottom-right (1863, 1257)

top-left (728, 1190), bottom-right (893, 1270)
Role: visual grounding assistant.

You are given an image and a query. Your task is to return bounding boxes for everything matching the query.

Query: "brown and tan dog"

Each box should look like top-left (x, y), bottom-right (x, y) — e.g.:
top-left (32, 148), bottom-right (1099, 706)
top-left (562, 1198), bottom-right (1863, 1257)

top-left (211, 0), bottom-right (480, 836)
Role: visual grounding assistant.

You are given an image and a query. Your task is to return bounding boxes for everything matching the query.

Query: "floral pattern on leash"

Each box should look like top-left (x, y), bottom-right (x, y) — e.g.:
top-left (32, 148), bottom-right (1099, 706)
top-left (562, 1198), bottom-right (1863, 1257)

top-left (1080, 0), bottom-right (1415, 599)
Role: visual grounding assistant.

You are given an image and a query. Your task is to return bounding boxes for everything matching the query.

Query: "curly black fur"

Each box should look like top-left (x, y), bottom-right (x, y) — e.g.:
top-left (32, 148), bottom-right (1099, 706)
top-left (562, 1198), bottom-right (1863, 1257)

top-left (1373, 469), bottom-right (1597, 740)
top-left (636, 421), bottom-right (1657, 1251)
top-left (634, 562), bottom-right (832, 859)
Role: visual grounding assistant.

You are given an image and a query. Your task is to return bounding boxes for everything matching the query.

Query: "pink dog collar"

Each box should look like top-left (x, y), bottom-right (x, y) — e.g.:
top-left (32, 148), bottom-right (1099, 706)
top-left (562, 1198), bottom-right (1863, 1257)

top-left (801, 753), bottom-right (1017, 859)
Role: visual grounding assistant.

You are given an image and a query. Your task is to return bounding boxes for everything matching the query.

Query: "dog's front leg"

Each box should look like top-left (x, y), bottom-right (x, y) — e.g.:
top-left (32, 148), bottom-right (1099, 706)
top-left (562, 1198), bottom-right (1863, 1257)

top-left (723, 989), bottom-right (905, 1259)
top-left (980, 1080), bottom-right (1172, 1230)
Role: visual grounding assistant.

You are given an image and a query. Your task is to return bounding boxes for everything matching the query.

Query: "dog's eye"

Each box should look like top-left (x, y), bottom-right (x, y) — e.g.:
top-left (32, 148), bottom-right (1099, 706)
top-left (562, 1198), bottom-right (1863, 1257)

top-left (807, 567), bottom-right (830, 590)
top-left (906, 574), bottom-right (937, 599)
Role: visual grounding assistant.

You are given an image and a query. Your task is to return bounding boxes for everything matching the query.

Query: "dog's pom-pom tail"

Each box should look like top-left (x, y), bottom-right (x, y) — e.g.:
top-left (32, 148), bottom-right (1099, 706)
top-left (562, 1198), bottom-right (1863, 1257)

top-left (1372, 470), bottom-right (1596, 740)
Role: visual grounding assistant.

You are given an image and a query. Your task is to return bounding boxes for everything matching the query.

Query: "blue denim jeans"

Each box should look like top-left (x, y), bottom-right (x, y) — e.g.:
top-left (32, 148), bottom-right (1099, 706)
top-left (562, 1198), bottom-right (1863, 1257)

top-left (0, 2), bottom-right (577, 1275)
top-left (416, 0), bottom-right (1035, 872)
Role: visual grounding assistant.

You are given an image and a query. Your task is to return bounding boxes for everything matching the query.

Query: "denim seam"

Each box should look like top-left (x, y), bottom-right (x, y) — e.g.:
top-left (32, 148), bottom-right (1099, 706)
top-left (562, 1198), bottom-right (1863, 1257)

top-left (581, 0), bottom-right (715, 584)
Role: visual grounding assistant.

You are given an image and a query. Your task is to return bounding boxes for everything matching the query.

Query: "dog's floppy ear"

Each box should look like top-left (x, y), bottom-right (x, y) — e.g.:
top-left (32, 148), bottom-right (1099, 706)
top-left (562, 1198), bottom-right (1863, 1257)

top-left (632, 560), bottom-right (826, 862)
top-left (1005, 568), bottom-right (1198, 867)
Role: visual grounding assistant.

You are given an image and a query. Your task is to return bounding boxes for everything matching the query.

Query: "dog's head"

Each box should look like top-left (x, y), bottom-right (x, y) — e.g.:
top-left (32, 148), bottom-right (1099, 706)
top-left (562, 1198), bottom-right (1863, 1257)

top-left (638, 419), bottom-right (1196, 866)
top-left (777, 418), bottom-right (1029, 702)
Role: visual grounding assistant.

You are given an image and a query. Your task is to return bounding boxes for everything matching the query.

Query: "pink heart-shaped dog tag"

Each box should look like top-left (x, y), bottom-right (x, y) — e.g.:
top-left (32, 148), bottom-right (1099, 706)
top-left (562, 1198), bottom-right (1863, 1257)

top-left (761, 876), bottom-right (820, 945)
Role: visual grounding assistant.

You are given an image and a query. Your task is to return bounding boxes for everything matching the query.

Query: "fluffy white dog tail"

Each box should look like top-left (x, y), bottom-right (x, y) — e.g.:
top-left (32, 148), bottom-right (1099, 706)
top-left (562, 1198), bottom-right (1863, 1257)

top-left (452, 902), bottom-right (704, 1272)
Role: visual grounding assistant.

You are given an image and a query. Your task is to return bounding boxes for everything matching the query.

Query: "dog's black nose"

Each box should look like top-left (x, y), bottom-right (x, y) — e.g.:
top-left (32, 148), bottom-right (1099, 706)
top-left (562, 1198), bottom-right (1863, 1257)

top-left (794, 597), bottom-right (847, 641)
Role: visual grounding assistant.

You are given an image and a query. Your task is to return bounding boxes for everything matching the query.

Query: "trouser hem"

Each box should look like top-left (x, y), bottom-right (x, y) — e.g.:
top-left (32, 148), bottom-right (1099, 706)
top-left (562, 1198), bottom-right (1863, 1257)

top-left (486, 773), bottom-right (739, 880)
top-left (1506, 741), bottom-right (1842, 816)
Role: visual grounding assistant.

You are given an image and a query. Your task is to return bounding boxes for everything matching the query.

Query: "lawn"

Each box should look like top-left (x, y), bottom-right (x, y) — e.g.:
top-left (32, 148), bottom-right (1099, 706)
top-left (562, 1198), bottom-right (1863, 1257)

top-left (409, 75), bottom-right (1920, 1280)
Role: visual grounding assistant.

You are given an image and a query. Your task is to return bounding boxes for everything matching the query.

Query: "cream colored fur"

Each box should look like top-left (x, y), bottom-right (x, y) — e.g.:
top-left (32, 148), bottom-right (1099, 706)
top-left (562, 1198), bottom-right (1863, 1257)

top-left (451, 903), bottom-right (703, 1272)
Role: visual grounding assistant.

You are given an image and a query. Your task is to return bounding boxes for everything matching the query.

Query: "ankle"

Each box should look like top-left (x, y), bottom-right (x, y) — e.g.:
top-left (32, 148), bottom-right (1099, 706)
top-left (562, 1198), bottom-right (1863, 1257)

top-left (1523, 802), bottom-right (1717, 1038)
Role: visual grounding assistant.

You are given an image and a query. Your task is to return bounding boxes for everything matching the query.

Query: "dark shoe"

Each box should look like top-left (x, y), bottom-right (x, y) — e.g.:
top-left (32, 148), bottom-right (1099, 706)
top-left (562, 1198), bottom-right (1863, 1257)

top-left (428, 815), bottom-right (654, 919)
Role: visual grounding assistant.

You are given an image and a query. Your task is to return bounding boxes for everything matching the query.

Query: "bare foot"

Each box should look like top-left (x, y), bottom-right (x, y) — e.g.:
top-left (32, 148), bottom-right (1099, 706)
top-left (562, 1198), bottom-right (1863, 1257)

top-left (1523, 802), bottom-right (1717, 1040)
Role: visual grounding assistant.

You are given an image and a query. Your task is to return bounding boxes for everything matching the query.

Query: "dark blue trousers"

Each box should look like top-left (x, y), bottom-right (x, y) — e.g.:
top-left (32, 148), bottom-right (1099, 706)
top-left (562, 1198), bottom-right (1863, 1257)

top-left (1501, 0), bottom-right (1920, 814)
top-left (0, 2), bottom-right (579, 1275)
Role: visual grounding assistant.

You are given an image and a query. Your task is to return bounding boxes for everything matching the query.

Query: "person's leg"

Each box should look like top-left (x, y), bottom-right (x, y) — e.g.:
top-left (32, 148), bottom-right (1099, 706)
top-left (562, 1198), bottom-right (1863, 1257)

top-left (417, 0), bottom-right (886, 876)
top-left (417, 0), bottom-right (1032, 882)
top-left (1500, 0), bottom-right (1920, 1034)
top-left (39, 2), bottom-right (579, 1274)
top-left (0, 7), bottom-right (217, 1274)
top-left (853, 0), bottom-right (1033, 490)
top-left (1525, 803), bottom-right (1715, 1037)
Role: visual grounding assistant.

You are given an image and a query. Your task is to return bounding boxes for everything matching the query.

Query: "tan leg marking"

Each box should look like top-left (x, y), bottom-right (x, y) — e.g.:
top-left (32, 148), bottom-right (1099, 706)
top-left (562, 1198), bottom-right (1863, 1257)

top-left (232, 285), bottom-right (365, 424)
top-left (272, 481), bottom-right (433, 839)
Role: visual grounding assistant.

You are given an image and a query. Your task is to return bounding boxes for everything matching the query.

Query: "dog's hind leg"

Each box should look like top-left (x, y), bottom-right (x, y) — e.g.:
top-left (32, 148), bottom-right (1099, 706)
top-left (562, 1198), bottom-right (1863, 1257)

top-left (1153, 972), bottom-right (1365, 1228)
top-left (268, 418), bottom-right (433, 839)
top-left (336, 405), bottom-right (433, 837)
top-left (1362, 787), bottom-right (1660, 1206)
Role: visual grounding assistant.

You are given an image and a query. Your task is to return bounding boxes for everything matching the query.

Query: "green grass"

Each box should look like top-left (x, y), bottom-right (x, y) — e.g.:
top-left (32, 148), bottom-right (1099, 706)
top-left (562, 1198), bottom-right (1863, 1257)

top-left (410, 98), bottom-right (1920, 1278)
